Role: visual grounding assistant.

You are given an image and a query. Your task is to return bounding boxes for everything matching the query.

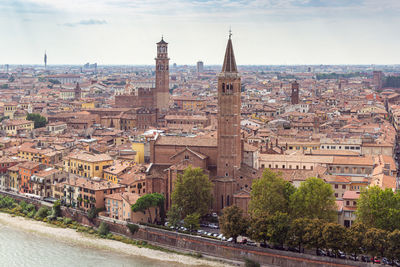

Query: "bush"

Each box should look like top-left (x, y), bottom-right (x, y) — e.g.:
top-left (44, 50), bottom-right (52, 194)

top-left (63, 217), bottom-right (73, 225)
top-left (27, 210), bottom-right (36, 218)
top-left (127, 223), bottom-right (139, 234)
top-left (98, 222), bottom-right (109, 236)
top-left (244, 258), bottom-right (260, 267)
top-left (35, 207), bottom-right (49, 219)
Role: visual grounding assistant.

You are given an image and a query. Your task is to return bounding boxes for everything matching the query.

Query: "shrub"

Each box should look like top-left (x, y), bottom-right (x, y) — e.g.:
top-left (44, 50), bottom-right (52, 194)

top-left (98, 222), bottom-right (109, 236)
top-left (127, 223), bottom-right (139, 234)
top-left (244, 258), bottom-right (260, 267)
top-left (63, 217), bottom-right (73, 225)
top-left (35, 207), bottom-right (49, 219)
top-left (27, 210), bottom-right (36, 218)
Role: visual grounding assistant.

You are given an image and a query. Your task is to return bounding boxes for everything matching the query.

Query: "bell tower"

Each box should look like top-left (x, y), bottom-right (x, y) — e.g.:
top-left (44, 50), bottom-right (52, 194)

top-left (217, 33), bottom-right (242, 179)
top-left (155, 37), bottom-right (170, 110)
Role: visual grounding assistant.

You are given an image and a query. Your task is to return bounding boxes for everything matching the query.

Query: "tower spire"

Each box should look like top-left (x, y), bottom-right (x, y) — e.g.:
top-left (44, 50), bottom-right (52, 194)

top-left (221, 32), bottom-right (237, 73)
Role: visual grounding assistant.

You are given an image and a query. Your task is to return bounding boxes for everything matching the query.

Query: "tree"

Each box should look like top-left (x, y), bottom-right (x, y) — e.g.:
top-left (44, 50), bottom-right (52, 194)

top-left (287, 218), bottom-right (312, 253)
top-left (219, 205), bottom-right (248, 243)
top-left (249, 169), bottom-right (295, 217)
top-left (247, 212), bottom-right (270, 245)
top-left (50, 200), bottom-right (61, 219)
top-left (345, 223), bottom-right (367, 258)
top-left (303, 219), bottom-right (325, 254)
top-left (322, 223), bottom-right (346, 255)
top-left (290, 177), bottom-right (336, 222)
top-left (98, 221), bottom-right (109, 236)
top-left (171, 166), bottom-right (213, 218)
top-left (356, 186), bottom-right (400, 231)
top-left (131, 193), bottom-right (165, 224)
top-left (183, 213), bottom-right (200, 232)
top-left (27, 113), bottom-right (48, 128)
top-left (167, 204), bottom-right (182, 227)
top-left (268, 212), bottom-right (291, 247)
top-left (387, 230), bottom-right (400, 261)
top-left (364, 228), bottom-right (388, 258)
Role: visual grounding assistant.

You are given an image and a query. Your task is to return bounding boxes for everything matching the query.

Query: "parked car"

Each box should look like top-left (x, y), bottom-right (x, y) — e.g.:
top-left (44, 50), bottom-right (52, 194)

top-left (349, 254), bottom-right (358, 261)
top-left (371, 257), bottom-right (381, 264)
top-left (197, 229), bottom-right (203, 234)
top-left (212, 233), bottom-right (218, 237)
top-left (394, 259), bottom-right (400, 267)
top-left (226, 237), bottom-right (234, 242)
top-left (317, 249), bottom-right (327, 256)
top-left (207, 232), bottom-right (212, 236)
top-left (211, 212), bottom-right (218, 218)
top-left (272, 244), bottom-right (285, 251)
top-left (260, 243), bottom-right (271, 248)
top-left (382, 257), bottom-right (393, 265)
top-left (337, 250), bottom-right (346, 259)
top-left (327, 250), bottom-right (336, 258)
top-left (217, 234), bottom-right (223, 239)
top-left (246, 241), bottom-right (257, 247)
top-left (287, 247), bottom-right (301, 253)
top-left (209, 223), bottom-right (219, 229)
top-left (361, 255), bottom-right (371, 262)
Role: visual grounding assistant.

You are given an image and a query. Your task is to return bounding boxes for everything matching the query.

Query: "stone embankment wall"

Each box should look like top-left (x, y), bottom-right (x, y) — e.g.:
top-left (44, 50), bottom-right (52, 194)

top-left (1, 191), bottom-right (375, 267)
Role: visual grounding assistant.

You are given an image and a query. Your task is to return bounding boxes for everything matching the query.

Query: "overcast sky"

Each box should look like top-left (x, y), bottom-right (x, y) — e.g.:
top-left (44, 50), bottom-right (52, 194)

top-left (1, 0), bottom-right (400, 65)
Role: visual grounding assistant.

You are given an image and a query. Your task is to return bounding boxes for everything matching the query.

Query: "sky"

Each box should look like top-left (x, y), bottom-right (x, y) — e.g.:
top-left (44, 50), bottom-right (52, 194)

top-left (1, 0), bottom-right (400, 65)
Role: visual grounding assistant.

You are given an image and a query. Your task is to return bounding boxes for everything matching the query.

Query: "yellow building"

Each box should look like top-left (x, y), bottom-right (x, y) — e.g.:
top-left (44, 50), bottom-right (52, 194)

top-left (82, 102), bottom-right (95, 109)
top-left (3, 102), bottom-right (18, 119)
top-left (132, 141), bottom-right (145, 164)
top-left (1, 120), bottom-right (34, 135)
top-left (64, 152), bottom-right (113, 179)
top-left (103, 162), bottom-right (131, 184)
top-left (8, 165), bottom-right (20, 192)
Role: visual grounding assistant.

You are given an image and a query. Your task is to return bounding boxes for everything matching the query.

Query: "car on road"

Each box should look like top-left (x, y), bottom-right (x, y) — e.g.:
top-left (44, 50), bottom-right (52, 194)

top-left (349, 254), bottom-right (358, 261)
top-left (371, 257), bottom-right (380, 264)
top-left (361, 255), bottom-right (371, 262)
top-left (317, 249), bottom-right (327, 256)
top-left (337, 250), bottom-right (346, 259)
top-left (382, 257), bottom-right (393, 265)
top-left (227, 237), bottom-right (234, 242)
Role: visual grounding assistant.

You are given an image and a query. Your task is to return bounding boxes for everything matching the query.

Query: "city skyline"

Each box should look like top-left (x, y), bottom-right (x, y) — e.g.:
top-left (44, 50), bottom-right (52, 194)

top-left (1, 0), bottom-right (400, 65)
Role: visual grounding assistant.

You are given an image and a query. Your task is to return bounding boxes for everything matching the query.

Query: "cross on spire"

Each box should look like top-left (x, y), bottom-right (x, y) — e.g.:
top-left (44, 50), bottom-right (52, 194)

top-left (229, 27), bottom-right (232, 39)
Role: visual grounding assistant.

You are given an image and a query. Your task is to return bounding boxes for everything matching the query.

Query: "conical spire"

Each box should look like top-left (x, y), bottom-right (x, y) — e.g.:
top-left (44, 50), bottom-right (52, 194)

top-left (221, 32), bottom-right (237, 73)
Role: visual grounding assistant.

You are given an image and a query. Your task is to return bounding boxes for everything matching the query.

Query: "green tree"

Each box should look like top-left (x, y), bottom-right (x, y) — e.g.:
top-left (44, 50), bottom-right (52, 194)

top-left (303, 219), bottom-right (325, 254)
top-left (364, 228), bottom-right (388, 258)
top-left (345, 223), bottom-right (367, 258)
top-left (183, 213), bottom-right (200, 232)
top-left (322, 223), bottom-right (346, 255)
top-left (356, 186), bottom-right (400, 231)
top-left (171, 166), bottom-right (213, 218)
top-left (98, 221), bottom-right (109, 236)
top-left (27, 113), bottom-right (48, 128)
top-left (127, 223), bottom-right (139, 235)
top-left (35, 206), bottom-right (49, 219)
top-left (268, 212), bottom-right (291, 247)
top-left (387, 230), bottom-right (400, 261)
top-left (247, 212), bottom-right (270, 245)
top-left (167, 204), bottom-right (182, 227)
top-left (286, 218), bottom-right (312, 252)
top-left (290, 177), bottom-right (336, 221)
top-left (219, 205), bottom-right (248, 243)
top-left (249, 169), bottom-right (295, 217)
top-left (131, 193), bottom-right (165, 224)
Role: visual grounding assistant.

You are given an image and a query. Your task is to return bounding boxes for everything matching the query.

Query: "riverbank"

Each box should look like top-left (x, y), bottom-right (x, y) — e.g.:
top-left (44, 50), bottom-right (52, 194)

top-left (0, 212), bottom-right (231, 267)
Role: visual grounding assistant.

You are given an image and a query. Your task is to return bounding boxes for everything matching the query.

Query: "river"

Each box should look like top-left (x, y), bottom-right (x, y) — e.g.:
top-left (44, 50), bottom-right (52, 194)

top-left (0, 222), bottom-right (188, 267)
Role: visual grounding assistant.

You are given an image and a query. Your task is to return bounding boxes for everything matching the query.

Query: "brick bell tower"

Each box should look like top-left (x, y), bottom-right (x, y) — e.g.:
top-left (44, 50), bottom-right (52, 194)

top-left (155, 36), bottom-right (170, 110)
top-left (215, 32), bottom-right (242, 211)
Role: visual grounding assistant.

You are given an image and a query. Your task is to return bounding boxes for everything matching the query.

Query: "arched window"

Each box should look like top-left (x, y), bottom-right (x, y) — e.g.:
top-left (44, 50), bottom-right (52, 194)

top-left (222, 83), bottom-right (225, 93)
top-left (221, 195), bottom-right (224, 209)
